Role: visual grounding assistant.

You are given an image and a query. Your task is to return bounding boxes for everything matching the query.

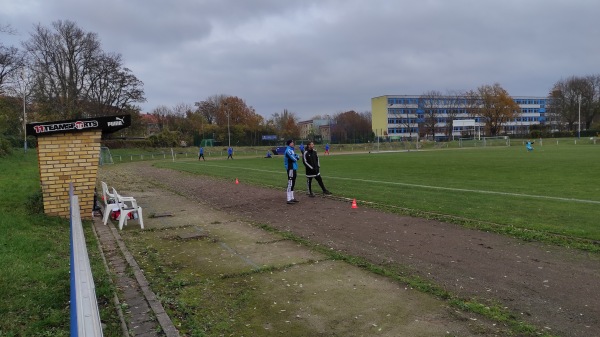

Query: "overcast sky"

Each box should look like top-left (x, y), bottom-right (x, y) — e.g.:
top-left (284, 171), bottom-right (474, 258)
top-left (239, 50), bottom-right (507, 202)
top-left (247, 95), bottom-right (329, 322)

top-left (1, 0), bottom-right (598, 120)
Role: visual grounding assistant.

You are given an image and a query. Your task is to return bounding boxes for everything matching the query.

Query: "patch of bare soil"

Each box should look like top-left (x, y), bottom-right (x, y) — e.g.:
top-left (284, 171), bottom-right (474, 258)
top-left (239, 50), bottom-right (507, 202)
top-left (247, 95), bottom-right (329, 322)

top-left (131, 162), bottom-right (599, 337)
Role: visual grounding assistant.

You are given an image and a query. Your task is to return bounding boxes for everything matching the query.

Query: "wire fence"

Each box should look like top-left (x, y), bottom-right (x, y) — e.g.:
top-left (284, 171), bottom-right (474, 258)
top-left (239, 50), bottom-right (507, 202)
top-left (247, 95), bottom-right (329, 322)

top-left (100, 138), bottom-right (599, 165)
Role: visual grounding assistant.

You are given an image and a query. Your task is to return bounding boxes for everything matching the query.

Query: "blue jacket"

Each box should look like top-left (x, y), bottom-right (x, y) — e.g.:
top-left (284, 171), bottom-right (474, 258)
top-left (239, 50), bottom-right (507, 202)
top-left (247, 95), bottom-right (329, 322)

top-left (284, 145), bottom-right (299, 170)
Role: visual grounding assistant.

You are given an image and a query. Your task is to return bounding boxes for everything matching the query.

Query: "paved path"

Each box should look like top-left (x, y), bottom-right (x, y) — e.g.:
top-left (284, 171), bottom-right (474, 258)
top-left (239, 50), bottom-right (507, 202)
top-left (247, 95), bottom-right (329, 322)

top-left (96, 162), bottom-right (600, 337)
top-left (96, 164), bottom-right (514, 336)
top-left (92, 215), bottom-right (179, 337)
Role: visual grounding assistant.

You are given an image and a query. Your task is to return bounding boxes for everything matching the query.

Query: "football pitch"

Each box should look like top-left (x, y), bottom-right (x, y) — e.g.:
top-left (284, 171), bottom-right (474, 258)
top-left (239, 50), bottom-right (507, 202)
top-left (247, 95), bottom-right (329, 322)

top-left (156, 143), bottom-right (600, 242)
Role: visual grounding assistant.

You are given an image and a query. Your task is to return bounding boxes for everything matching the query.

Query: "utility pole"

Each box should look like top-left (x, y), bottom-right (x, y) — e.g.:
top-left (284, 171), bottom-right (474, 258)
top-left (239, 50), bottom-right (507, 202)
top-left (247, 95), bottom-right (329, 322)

top-left (578, 94), bottom-right (581, 139)
top-left (226, 104), bottom-right (231, 148)
top-left (22, 69), bottom-right (27, 153)
top-left (194, 102), bottom-right (204, 146)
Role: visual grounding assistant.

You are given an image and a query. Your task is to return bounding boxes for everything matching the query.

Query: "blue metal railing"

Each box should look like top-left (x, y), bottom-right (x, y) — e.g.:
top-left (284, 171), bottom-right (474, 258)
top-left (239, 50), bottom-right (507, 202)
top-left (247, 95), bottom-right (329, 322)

top-left (70, 184), bottom-right (103, 336)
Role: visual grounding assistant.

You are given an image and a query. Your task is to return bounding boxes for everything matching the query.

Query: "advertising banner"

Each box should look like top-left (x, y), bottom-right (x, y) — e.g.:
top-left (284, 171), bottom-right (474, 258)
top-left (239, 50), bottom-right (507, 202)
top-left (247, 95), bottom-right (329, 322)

top-left (26, 115), bottom-right (131, 136)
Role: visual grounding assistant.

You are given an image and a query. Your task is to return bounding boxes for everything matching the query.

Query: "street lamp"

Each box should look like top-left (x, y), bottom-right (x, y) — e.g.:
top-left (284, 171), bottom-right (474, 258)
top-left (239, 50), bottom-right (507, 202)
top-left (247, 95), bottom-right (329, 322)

top-left (226, 104), bottom-right (231, 148)
top-left (194, 102), bottom-right (204, 146)
top-left (578, 94), bottom-right (581, 139)
top-left (21, 69), bottom-right (27, 153)
top-left (325, 114), bottom-right (331, 142)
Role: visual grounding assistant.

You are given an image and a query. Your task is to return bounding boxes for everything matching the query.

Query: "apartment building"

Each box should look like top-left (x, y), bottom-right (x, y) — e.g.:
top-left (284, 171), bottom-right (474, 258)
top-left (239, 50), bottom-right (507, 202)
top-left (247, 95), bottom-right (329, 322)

top-left (372, 95), bottom-right (548, 140)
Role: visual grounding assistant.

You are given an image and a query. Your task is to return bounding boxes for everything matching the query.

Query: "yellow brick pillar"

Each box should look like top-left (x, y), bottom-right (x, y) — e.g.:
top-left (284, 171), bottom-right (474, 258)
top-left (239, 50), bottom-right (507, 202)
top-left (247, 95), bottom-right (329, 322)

top-left (36, 130), bottom-right (101, 219)
top-left (27, 115), bottom-right (131, 220)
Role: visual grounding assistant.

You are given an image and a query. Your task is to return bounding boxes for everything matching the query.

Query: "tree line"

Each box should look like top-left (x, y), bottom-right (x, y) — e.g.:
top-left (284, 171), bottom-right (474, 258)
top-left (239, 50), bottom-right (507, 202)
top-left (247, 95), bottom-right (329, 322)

top-left (2, 20), bottom-right (598, 155)
top-left (0, 20), bottom-right (371, 151)
top-left (143, 95), bottom-right (371, 148)
top-left (0, 20), bottom-right (146, 153)
top-left (418, 79), bottom-right (599, 140)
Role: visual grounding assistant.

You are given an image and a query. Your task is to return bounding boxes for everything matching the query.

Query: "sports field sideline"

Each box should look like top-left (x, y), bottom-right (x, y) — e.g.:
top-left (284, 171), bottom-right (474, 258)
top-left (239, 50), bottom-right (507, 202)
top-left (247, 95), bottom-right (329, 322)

top-left (154, 142), bottom-right (600, 243)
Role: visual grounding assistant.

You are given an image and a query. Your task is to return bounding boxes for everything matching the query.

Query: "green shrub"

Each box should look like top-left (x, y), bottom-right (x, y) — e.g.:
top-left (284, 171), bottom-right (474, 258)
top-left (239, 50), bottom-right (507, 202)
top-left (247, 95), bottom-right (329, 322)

top-left (0, 137), bottom-right (12, 157)
top-left (26, 189), bottom-right (45, 215)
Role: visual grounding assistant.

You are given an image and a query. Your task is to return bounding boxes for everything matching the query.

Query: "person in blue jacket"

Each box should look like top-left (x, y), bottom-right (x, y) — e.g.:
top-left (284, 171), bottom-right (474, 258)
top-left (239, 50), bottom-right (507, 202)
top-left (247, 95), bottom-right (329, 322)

top-left (526, 140), bottom-right (534, 152)
top-left (284, 139), bottom-right (300, 204)
top-left (299, 143), bottom-right (305, 154)
top-left (198, 146), bottom-right (205, 161)
top-left (227, 146), bottom-right (233, 159)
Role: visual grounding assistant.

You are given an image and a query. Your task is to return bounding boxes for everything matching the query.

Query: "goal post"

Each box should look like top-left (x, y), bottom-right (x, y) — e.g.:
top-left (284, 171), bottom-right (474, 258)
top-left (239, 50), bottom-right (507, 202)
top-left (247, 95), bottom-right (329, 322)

top-left (482, 136), bottom-right (510, 147)
top-left (458, 137), bottom-right (477, 148)
top-left (459, 136), bottom-right (510, 148)
top-left (99, 146), bottom-right (114, 165)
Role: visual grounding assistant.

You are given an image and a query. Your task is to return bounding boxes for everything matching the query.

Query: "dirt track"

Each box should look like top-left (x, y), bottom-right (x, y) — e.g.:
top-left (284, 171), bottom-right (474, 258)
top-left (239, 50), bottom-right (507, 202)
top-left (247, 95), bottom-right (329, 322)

top-left (107, 161), bottom-right (599, 337)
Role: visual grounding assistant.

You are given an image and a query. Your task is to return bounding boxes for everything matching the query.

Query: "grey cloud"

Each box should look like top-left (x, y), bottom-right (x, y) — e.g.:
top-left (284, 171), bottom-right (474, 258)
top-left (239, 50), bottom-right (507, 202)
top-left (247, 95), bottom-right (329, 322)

top-left (1, 0), bottom-right (598, 119)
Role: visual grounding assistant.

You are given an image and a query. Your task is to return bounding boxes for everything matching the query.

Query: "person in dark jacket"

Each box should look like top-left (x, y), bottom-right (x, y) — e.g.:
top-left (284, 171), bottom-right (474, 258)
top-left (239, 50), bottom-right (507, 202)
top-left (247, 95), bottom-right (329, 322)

top-left (302, 141), bottom-right (331, 197)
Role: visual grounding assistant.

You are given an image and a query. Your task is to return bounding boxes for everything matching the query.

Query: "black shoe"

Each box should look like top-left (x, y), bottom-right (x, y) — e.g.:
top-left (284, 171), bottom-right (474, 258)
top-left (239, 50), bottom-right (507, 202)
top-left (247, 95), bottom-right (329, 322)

top-left (291, 198), bottom-right (299, 203)
top-left (323, 190), bottom-right (332, 195)
top-left (308, 193), bottom-right (316, 197)
top-left (287, 200), bottom-right (295, 204)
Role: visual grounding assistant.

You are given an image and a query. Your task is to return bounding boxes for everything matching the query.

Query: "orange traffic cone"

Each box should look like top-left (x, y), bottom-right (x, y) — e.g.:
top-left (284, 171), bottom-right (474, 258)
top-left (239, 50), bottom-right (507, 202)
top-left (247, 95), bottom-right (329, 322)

top-left (351, 199), bottom-right (358, 209)
top-left (235, 178), bottom-right (239, 184)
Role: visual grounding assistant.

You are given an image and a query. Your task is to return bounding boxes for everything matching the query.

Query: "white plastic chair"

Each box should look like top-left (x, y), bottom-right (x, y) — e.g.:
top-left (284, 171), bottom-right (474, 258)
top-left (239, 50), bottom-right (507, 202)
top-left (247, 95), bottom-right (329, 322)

top-left (101, 181), bottom-right (119, 226)
top-left (112, 187), bottom-right (144, 230)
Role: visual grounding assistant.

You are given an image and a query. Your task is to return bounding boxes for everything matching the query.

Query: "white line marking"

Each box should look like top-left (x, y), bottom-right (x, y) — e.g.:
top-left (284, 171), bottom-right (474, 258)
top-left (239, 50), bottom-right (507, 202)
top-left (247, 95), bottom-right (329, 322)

top-left (173, 162), bottom-right (600, 205)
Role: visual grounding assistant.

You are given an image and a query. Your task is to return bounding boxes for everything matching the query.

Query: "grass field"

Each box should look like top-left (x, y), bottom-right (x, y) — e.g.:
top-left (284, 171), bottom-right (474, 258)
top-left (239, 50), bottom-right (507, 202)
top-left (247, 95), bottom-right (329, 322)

top-left (1, 139), bottom-right (596, 334)
top-left (0, 151), bottom-right (122, 336)
top-left (153, 142), bottom-right (600, 246)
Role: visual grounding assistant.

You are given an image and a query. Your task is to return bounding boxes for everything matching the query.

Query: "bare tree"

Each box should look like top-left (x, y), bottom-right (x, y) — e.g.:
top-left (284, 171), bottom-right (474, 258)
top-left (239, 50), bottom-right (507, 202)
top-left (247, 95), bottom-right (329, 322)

top-left (24, 20), bottom-right (144, 120)
top-left (172, 103), bottom-right (193, 117)
top-left (443, 90), bottom-right (463, 139)
top-left (151, 105), bottom-right (172, 131)
top-left (548, 76), bottom-right (596, 132)
top-left (333, 110), bottom-right (372, 143)
top-left (195, 94), bottom-right (227, 124)
top-left (24, 20), bottom-right (101, 119)
top-left (269, 109), bottom-right (299, 140)
top-left (0, 24), bottom-right (17, 35)
top-left (85, 52), bottom-right (145, 117)
top-left (588, 75), bottom-right (600, 129)
top-left (0, 23), bottom-right (24, 94)
top-left (419, 90), bottom-right (443, 140)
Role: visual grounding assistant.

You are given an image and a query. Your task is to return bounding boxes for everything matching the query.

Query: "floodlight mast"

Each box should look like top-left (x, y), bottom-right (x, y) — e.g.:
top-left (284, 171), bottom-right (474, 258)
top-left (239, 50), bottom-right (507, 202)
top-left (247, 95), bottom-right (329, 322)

top-left (578, 95), bottom-right (581, 139)
top-left (224, 102), bottom-right (231, 148)
top-left (22, 69), bottom-right (27, 153)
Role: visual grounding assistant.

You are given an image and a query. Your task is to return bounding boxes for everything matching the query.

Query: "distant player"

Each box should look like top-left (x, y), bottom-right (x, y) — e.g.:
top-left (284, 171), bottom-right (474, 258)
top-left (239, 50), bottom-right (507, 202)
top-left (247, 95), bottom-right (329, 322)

top-left (198, 146), bottom-right (205, 161)
top-left (526, 140), bottom-right (534, 152)
top-left (324, 143), bottom-right (330, 155)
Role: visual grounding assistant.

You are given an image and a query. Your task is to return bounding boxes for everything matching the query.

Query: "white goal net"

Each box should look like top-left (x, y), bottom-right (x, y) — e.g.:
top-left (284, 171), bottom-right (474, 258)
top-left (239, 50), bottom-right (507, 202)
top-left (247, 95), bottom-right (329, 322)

top-left (459, 136), bottom-right (510, 148)
top-left (99, 146), bottom-right (114, 165)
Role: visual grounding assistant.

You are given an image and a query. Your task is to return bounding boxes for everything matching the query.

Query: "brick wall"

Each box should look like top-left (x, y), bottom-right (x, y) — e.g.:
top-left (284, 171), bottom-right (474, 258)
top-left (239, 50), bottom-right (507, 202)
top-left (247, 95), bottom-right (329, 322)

top-left (36, 130), bottom-right (101, 219)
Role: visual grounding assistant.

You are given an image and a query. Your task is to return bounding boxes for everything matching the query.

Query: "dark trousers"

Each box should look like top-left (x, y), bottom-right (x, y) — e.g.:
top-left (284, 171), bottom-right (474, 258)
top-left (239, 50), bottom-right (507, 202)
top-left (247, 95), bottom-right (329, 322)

top-left (306, 175), bottom-right (326, 194)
